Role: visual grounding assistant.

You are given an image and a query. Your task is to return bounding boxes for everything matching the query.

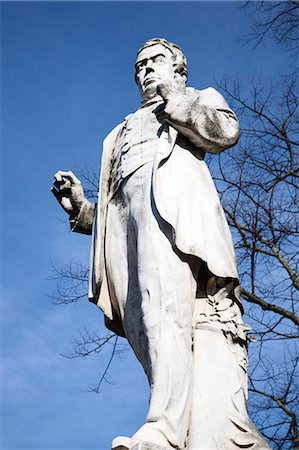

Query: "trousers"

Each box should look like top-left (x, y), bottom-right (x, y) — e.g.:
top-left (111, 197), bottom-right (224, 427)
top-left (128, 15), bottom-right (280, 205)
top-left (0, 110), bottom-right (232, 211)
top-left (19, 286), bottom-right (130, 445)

top-left (105, 162), bottom-right (199, 449)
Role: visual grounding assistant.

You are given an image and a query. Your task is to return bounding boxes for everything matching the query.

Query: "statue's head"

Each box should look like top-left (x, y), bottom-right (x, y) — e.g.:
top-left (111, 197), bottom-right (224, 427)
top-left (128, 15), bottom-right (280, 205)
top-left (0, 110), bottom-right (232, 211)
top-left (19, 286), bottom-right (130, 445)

top-left (135, 38), bottom-right (188, 99)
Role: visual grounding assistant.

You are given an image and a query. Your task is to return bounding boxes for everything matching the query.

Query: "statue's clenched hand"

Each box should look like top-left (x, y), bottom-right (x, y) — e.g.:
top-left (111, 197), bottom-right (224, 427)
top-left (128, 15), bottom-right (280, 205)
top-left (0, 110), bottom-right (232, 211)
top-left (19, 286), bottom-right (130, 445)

top-left (51, 170), bottom-right (86, 217)
top-left (157, 78), bottom-right (186, 104)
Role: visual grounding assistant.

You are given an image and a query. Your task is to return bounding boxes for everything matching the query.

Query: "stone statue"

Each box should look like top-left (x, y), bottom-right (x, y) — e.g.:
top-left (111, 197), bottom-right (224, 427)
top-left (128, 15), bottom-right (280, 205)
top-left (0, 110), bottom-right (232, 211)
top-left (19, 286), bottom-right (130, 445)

top-left (52, 38), bottom-right (271, 450)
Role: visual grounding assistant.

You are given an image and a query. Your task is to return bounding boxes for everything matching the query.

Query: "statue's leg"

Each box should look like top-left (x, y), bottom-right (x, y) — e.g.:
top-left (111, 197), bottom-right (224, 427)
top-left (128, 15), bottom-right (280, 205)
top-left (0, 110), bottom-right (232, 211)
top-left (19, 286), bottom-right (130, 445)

top-left (106, 165), bottom-right (198, 450)
top-left (128, 229), bottom-right (196, 450)
top-left (187, 281), bottom-right (272, 450)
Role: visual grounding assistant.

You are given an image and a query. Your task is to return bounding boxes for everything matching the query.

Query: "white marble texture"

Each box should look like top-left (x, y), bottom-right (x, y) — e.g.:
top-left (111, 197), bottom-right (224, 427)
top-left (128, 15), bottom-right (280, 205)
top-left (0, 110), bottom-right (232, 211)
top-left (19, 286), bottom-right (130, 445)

top-left (52, 38), bottom-right (272, 450)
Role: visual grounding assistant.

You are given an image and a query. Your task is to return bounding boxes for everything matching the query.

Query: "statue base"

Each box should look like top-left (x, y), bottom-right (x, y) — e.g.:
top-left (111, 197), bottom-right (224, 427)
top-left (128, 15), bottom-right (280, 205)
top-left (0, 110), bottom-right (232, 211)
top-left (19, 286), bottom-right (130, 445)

top-left (111, 321), bottom-right (271, 450)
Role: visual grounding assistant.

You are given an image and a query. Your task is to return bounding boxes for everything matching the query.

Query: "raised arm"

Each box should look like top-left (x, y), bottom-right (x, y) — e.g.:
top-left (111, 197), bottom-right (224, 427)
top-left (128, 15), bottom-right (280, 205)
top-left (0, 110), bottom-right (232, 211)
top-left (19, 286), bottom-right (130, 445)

top-left (158, 84), bottom-right (240, 153)
top-left (51, 170), bottom-right (95, 235)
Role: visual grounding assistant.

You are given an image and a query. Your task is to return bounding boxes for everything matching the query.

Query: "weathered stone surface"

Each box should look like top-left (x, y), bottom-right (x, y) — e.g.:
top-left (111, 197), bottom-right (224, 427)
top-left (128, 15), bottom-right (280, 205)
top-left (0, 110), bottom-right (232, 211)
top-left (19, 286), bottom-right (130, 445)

top-left (52, 38), bottom-right (271, 450)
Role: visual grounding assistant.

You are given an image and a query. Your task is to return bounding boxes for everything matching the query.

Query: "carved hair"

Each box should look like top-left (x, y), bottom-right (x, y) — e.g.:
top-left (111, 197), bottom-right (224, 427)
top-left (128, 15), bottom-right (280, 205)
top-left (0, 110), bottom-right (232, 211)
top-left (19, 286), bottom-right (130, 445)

top-left (136, 37), bottom-right (188, 81)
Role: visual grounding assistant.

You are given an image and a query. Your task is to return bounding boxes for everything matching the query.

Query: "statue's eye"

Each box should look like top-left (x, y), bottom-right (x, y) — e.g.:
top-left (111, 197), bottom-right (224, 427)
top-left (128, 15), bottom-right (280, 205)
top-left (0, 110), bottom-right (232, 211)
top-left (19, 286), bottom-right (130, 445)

top-left (136, 60), bottom-right (146, 72)
top-left (154, 56), bottom-right (165, 64)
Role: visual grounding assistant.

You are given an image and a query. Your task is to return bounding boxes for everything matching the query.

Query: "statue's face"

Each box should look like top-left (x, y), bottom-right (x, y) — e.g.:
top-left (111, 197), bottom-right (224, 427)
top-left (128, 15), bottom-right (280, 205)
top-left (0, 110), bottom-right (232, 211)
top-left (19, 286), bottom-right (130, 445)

top-left (135, 44), bottom-right (177, 97)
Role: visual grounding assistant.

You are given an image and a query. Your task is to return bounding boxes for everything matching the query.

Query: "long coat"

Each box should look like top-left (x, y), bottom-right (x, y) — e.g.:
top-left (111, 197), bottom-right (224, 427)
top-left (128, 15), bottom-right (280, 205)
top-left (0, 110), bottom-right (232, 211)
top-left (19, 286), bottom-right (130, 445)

top-left (72, 87), bottom-right (241, 335)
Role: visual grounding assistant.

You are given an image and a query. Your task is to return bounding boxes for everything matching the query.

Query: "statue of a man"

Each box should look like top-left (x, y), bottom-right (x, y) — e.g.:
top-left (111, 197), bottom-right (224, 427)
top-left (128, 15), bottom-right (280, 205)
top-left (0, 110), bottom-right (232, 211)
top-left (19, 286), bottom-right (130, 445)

top-left (52, 38), bottom-right (271, 450)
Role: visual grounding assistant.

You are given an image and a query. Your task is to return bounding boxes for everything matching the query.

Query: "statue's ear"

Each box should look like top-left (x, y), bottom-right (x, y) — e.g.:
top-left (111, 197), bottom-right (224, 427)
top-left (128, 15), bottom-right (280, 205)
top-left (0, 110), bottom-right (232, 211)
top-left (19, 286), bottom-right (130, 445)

top-left (174, 72), bottom-right (187, 87)
top-left (180, 73), bottom-right (187, 83)
top-left (174, 69), bottom-right (187, 83)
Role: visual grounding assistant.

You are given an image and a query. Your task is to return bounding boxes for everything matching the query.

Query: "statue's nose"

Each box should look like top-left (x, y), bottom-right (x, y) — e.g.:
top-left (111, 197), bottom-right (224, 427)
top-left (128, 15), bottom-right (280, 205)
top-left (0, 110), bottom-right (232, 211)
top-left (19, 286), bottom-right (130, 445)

top-left (145, 66), bottom-right (154, 76)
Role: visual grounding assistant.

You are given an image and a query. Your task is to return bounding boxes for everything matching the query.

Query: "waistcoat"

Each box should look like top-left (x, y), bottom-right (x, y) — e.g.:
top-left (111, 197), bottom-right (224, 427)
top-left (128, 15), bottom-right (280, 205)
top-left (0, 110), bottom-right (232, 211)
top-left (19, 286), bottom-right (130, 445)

top-left (109, 102), bottom-right (163, 196)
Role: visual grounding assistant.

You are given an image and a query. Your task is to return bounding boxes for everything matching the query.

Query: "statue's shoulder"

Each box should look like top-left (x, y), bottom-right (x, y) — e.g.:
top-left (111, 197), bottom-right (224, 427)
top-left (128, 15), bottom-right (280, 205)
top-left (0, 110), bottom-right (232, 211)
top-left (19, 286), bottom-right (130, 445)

top-left (102, 108), bottom-right (139, 150)
top-left (187, 86), bottom-right (230, 109)
top-left (103, 122), bottom-right (124, 148)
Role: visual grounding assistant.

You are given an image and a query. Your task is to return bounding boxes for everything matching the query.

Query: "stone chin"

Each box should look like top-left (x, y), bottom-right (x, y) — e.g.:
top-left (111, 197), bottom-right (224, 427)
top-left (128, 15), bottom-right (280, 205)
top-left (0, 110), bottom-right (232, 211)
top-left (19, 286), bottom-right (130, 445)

top-left (139, 80), bottom-right (161, 100)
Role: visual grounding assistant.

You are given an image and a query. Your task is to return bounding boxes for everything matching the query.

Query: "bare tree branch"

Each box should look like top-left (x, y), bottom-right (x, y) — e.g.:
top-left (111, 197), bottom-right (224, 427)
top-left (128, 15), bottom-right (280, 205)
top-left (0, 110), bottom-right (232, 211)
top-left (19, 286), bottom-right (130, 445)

top-left (241, 1), bottom-right (299, 58)
top-left (241, 288), bottom-right (299, 326)
top-left (213, 72), bottom-right (298, 448)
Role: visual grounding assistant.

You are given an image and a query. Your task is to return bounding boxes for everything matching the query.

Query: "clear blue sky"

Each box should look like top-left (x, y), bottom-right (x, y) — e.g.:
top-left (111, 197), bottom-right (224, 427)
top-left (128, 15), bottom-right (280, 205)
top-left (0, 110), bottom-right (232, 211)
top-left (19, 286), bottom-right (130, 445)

top-left (1, 2), bottom-right (288, 449)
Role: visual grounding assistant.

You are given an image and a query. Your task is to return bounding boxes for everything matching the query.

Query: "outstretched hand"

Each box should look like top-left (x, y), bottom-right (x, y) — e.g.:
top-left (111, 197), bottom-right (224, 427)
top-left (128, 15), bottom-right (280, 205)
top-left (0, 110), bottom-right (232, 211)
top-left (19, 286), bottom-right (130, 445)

top-left (51, 170), bottom-right (85, 217)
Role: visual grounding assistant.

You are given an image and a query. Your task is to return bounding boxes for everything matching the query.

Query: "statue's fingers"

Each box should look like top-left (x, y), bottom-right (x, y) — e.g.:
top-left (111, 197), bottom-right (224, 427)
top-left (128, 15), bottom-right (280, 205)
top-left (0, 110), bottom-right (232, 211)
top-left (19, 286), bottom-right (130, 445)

top-left (157, 83), bottom-right (176, 102)
top-left (57, 170), bottom-right (81, 185)
top-left (53, 178), bottom-right (72, 192)
top-left (60, 179), bottom-right (72, 190)
top-left (157, 83), bottom-right (169, 99)
top-left (52, 179), bottom-right (63, 190)
top-left (60, 197), bottom-right (73, 212)
top-left (51, 187), bottom-right (73, 212)
top-left (51, 186), bottom-right (63, 200)
top-left (54, 172), bottom-right (63, 183)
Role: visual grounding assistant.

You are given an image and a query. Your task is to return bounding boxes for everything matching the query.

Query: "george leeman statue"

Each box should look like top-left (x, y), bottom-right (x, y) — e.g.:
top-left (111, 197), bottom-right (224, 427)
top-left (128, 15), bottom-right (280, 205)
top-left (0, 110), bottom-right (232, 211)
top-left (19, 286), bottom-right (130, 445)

top-left (52, 38), bottom-right (271, 450)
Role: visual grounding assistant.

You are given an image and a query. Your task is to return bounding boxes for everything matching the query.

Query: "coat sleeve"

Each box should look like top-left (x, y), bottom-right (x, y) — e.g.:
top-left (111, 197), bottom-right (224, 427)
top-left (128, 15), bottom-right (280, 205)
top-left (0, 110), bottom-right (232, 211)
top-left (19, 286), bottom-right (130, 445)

top-left (69, 123), bottom-right (124, 236)
top-left (69, 199), bottom-right (96, 235)
top-left (164, 87), bottom-right (240, 154)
